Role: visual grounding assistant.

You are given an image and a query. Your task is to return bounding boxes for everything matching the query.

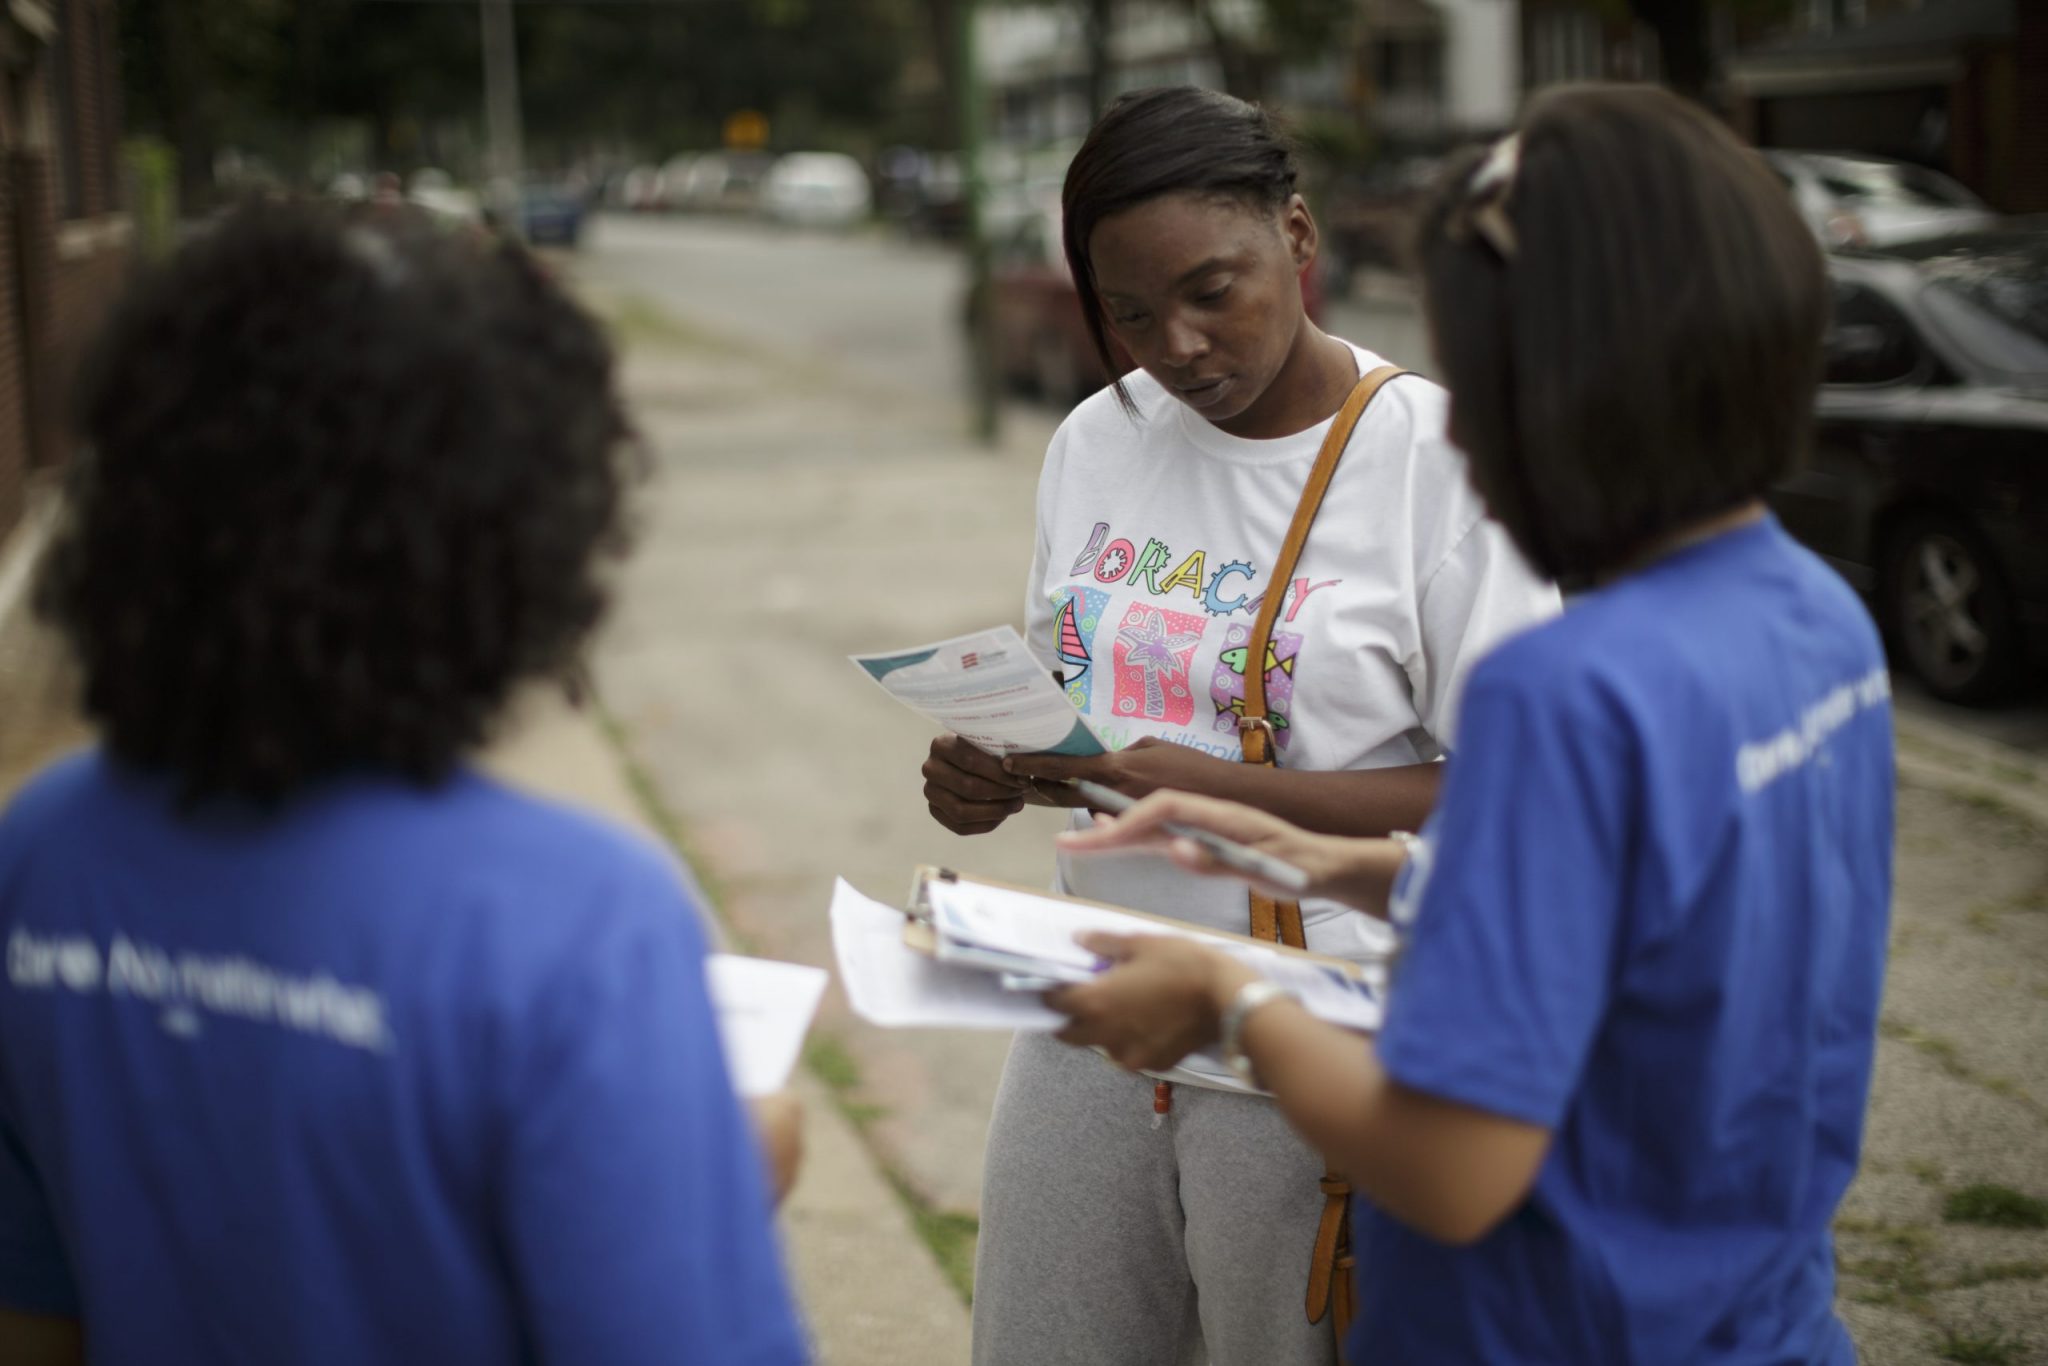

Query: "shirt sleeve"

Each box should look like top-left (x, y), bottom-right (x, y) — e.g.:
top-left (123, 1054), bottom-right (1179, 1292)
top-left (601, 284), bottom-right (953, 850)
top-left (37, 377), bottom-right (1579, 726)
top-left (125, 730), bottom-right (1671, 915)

top-left (1021, 422), bottom-right (1071, 674)
top-left (0, 1114), bottom-right (77, 1316)
top-left (1409, 508), bottom-right (1561, 752)
top-left (1375, 661), bottom-right (1631, 1127)
top-left (500, 869), bottom-right (807, 1366)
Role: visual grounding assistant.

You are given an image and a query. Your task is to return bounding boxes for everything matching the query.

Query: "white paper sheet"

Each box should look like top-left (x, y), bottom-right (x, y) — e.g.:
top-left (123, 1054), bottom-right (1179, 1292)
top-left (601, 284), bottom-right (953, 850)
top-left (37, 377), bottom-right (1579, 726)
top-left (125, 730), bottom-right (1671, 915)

top-left (705, 954), bottom-right (830, 1097)
top-left (828, 878), bottom-right (1062, 1031)
top-left (850, 625), bottom-right (1104, 757)
top-left (921, 877), bottom-right (1384, 1034)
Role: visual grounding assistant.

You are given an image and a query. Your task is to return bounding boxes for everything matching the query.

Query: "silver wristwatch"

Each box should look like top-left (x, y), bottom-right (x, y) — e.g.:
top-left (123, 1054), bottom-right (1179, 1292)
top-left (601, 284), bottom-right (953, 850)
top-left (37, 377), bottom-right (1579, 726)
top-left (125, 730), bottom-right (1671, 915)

top-left (1220, 979), bottom-right (1295, 1088)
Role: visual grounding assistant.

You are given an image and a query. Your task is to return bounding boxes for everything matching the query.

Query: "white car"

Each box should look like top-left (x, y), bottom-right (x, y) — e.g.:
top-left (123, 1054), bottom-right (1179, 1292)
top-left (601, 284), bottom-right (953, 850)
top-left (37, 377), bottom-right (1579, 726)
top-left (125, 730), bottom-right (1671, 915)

top-left (761, 152), bottom-right (873, 230)
top-left (1765, 151), bottom-right (1996, 250)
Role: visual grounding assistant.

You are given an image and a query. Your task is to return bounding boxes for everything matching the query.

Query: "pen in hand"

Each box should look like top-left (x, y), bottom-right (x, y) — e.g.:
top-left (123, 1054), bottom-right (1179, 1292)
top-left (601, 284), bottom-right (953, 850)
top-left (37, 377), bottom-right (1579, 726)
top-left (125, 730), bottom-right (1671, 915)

top-left (1066, 779), bottom-right (1313, 896)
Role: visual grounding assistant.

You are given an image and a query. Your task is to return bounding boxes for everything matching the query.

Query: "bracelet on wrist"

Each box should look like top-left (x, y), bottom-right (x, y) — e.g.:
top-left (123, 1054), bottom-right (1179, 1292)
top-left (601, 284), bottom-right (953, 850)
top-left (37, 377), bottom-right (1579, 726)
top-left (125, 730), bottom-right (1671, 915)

top-left (1220, 979), bottom-right (1295, 1089)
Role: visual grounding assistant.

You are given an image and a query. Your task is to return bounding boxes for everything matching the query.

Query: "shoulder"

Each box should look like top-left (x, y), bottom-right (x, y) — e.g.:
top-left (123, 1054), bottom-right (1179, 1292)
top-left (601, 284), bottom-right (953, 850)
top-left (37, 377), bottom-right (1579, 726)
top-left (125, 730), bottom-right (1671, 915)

top-left (1458, 608), bottom-right (1643, 738)
top-left (1330, 347), bottom-right (1462, 494)
top-left (385, 776), bottom-right (714, 1014)
top-left (1046, 372), bottom-right (1173, 464)
top-left (1339, 346), bottom-right (1449, 441)
top-left (0, 749), bottom-right (111, 849)
top-left (1784, 532), bottom-right (1886, 661)
top-left (424, 774), bottom-right (699, 920)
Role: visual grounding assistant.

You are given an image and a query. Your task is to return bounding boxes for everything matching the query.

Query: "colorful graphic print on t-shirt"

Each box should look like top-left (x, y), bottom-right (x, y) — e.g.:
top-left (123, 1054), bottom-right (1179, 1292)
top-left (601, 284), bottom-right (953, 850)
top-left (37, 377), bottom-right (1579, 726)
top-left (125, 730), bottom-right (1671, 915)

top-left (1112, 603), bottom-right (1208, 725)
top-left (1052, 586), bottom-right (1112, 712)
top-left (1054, 519), bottom-right (1339, 753)
top-left (1211, 623), bottom-right (1302, 751)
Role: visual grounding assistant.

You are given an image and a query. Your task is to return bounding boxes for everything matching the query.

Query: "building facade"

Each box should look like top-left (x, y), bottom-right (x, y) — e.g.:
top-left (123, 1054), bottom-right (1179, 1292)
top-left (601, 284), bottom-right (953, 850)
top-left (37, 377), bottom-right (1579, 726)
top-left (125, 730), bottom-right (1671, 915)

top-left (1, 0), bottom-right (128, 545)
top-left (1520, 0), bottom-right (2047, 216)
top-left (979, 0), bottom-right (1522, 153)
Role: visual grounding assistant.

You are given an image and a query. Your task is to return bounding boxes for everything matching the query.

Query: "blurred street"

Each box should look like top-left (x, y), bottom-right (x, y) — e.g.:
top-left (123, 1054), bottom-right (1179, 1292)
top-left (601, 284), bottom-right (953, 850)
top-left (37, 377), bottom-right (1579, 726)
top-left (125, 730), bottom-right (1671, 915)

top-left (2, 0), bottom-right (2044, 1360)
top-left (558, 222), bottom-right (2048, 1366)
top-left (575, 212), bottom-right (1439, 409)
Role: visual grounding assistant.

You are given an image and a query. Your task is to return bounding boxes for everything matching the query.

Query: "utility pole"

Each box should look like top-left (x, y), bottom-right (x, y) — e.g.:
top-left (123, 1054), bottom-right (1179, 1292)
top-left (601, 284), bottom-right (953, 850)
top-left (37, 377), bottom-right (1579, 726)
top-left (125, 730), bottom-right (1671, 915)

top-left (479, 0), bottom-right (526, 240)
top-left (957, 0), bottom-right (1001, 446)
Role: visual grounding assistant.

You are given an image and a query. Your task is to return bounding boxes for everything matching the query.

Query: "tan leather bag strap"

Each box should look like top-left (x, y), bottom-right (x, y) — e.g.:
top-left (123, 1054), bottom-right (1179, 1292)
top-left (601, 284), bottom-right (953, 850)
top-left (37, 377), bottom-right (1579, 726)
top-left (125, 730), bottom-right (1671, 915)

top-left (1306, 1172), bottom-right (1358, 1343)
top-left (1237, 367), bottom-right (1406, 1358)
top-left (1241, 364), bottom-right (1409, 951)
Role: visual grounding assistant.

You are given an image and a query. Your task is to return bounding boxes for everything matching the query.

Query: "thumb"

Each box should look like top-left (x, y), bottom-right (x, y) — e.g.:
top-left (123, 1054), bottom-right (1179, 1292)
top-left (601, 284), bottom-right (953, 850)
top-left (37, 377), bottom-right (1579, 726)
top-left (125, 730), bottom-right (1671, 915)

top-left (1076, 931), bottom-right (1138, 962)
top-left (1003, 751), bottom-right (1087, 781)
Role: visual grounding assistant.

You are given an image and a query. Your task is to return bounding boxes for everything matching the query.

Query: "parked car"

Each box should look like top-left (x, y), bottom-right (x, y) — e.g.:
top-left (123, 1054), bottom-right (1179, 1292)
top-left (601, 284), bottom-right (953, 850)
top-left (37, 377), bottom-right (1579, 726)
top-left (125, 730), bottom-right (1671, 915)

top-left (982, 200), bottom-right (1326, 408)
top-left (615, 163), bottom-right (663, 211)
top-left (670, 152), bottom-right (774, 215)
top-left (653, 153), bottom-right (702, 211)
top-left (405, 167), bottom-right (482, 228)
top-left (1764, 151), bottom-right (1996, 251)
top-left (877, 146), bottom-right (965, 238)
top-left (519, 179), bottom-right (588, 246)
top-left (761, 152), bottom-right (873, 230)
top-left (1766, 221), bottom-right (2048, 703)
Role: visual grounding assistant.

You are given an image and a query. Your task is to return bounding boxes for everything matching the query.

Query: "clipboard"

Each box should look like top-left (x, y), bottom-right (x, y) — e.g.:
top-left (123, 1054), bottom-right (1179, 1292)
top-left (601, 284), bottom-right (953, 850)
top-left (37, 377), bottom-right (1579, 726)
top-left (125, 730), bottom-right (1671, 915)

top-left (902, 865), bottom-right (1371, 983)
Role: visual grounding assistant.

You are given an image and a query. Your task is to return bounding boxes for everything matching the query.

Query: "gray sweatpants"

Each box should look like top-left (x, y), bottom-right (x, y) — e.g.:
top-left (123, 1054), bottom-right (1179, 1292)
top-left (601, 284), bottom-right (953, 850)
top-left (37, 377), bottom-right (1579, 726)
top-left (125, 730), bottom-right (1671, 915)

top-left (972, 1031), bottom-right (1340, 1366)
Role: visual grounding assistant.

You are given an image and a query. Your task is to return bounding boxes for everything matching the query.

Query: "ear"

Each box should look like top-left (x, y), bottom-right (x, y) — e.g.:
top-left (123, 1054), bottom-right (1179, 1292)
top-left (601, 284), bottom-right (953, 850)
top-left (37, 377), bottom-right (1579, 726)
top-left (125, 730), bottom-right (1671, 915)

top-left (1281, 193), bottom-right (1318, 272)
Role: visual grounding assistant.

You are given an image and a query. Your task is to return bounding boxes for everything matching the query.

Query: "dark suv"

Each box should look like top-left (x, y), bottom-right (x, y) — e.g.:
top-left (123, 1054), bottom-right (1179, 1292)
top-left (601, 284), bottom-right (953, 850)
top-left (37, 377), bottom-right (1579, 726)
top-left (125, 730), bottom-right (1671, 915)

top-left (1769, 222), bottom-right (2048, 703)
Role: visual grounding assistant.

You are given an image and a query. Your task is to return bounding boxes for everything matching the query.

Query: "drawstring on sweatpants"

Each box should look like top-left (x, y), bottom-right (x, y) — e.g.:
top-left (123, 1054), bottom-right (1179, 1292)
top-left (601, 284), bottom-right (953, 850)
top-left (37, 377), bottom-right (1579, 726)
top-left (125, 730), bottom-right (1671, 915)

top-left (1151, 1080), bottom-right (1173, 1129)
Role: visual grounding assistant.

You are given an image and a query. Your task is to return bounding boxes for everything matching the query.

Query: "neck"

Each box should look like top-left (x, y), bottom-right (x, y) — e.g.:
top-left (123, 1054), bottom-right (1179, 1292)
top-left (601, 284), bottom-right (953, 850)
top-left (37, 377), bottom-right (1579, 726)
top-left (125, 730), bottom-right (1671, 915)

top-left (1603, 501), bottom-right (1767, 584)
top-left (1211, 321), bottom-right (1357, 440)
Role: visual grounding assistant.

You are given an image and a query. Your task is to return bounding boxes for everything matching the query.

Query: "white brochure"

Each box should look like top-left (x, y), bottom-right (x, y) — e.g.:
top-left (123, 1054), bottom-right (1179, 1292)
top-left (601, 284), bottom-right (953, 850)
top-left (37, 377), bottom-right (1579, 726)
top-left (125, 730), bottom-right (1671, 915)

top-left (829, 878), bottom-right (1063, 1031)
top-left (850, 625), bottom-right (1104, 757)
top-left (706, 954), bottom-right (830, 1097)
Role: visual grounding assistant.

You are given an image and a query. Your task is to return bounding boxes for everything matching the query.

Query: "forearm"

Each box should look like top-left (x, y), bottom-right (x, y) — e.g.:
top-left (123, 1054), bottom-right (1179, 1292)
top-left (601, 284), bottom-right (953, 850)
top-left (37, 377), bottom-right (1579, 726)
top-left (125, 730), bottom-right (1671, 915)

top-left (1238, 998), bottom-right (1546, 1245)
top-left (1235, 1001), bottom-right (1409, 1210)
top-left (1167, 761), bottom-right (1441, 839)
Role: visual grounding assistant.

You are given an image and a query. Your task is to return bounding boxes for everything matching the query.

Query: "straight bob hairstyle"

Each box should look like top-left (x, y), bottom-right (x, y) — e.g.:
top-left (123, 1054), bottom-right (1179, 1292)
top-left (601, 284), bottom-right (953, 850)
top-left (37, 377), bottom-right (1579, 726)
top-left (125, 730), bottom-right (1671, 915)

top-left (1415, 84), bottom-right (1829, 586)
top-left (1062, 85), bottom-right (1300, 407)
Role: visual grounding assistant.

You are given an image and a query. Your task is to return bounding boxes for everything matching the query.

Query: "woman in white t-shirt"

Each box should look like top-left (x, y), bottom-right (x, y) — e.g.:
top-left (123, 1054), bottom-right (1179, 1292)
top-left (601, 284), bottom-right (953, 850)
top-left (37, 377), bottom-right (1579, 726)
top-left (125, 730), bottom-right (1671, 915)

top-left (919, 86), bottom-right (1558, 1366)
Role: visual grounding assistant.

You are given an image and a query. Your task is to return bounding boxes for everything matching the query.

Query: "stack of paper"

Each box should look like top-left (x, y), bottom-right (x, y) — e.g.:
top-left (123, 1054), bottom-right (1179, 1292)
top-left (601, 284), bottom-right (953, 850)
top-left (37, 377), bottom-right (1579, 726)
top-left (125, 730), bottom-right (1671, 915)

top-left (828, 875), bottom-right (1384, 1040)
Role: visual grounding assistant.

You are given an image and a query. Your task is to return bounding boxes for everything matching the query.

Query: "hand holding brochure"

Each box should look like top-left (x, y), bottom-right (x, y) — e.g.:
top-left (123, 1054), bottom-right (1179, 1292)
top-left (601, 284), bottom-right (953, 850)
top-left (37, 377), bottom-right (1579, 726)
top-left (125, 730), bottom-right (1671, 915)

top-left (851, 626), bottom-right (1103, 757)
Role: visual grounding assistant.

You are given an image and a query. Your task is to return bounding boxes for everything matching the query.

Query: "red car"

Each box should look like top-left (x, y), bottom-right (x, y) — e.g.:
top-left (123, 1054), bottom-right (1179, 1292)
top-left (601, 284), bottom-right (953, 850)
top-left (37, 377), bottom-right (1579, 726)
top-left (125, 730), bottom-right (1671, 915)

top-left (985, 202), bottom-right (1325, 407)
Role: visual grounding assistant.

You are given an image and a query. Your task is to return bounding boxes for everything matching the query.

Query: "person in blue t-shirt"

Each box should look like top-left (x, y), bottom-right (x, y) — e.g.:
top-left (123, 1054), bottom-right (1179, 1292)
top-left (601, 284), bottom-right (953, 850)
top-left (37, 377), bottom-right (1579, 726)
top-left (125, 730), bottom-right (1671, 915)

top-left (0, 204), bottom-right (808, 1365)
top-left (1044, 85), bottom-right (1895, 1364)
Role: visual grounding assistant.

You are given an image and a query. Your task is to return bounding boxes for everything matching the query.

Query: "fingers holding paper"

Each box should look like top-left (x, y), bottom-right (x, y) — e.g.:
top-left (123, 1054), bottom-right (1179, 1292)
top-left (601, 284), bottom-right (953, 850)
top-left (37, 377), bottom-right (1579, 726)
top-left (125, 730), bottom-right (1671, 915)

top-left (1004, 735), bottom-right (1235, 805)
top-left (1048, 933), bottom-right (1258, 1073)
top-left (1055, 790), bottom-right (1410, 915)
top-left (747, 1091), bottom-right (806, 1205)
top-left (922, 735), bottom-right (1031, 835)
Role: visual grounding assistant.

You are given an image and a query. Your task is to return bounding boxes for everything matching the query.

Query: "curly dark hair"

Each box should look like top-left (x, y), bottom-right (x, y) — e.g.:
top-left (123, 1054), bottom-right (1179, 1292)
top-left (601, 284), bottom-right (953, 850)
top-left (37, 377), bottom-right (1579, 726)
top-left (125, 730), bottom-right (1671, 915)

top-left (36, 201), bottom-right (635, 804)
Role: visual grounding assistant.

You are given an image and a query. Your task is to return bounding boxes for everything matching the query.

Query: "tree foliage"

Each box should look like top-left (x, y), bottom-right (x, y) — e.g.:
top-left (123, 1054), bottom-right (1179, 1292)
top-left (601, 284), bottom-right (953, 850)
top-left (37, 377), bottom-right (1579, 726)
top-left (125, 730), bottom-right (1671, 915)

top-left (117, 0), bottom-right (920, 200)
